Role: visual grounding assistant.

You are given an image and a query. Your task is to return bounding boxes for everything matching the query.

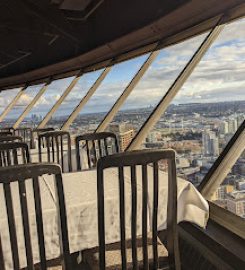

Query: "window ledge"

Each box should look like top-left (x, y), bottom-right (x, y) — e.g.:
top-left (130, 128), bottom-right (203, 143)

top-left (179, 220), bottom-right (245, 269)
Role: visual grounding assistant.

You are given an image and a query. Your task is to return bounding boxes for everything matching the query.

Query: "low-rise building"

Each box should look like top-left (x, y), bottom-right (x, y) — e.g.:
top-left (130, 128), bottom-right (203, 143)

top-left (226, 191), bottom-right (245, 217)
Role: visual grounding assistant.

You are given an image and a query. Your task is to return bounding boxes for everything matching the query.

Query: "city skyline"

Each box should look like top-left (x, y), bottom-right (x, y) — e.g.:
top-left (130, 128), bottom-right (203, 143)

top-left (4, 98), bottom-right (245, 121)
top-left (1, 97), bottom-right (244, 218)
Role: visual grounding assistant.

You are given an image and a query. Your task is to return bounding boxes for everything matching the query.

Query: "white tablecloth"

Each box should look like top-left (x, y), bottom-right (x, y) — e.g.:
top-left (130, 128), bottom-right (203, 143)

top-left (30, 148), bottom-right (88, 172)
top-left (0, 167), bottom-right (209, 269)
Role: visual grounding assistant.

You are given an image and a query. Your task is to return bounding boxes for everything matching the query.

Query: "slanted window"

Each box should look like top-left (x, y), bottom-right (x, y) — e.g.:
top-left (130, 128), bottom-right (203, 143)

top-left (139, 18), bottom-right (245, 191)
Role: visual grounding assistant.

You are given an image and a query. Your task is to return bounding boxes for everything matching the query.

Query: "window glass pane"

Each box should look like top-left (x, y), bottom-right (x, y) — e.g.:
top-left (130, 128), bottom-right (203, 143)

top-left (107, 32), bottom-right (207, 151)
top-left (0, 88), bottom-right (20, 114)
top-left (47, 70), bottom-right (103, 129)
top-left (5, 85), bottom-right (43, 127)
top-left (0, 88), bottom-right (20, 128)
top-left (24, 77), bottom-right (76, 127)
top-left (57, 54), bottom-right (149, 134)
top-left (141, 18), bottom-right (245, 186)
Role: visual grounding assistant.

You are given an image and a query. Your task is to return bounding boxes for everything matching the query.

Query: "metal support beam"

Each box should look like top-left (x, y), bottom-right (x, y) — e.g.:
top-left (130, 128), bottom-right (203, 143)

top-left (0, 86), bottom-right (26, 122)
top-left (38, 73), bottom-right (82, 128)
top-left (61, 67), bottom-right (112, 131)
top-left (95, 51), bottom-right (159, 133)
top-left (126, 23), bottom-right (224, 151)
top-left (199, 121), bottom-right (245, 200)
top-left (13, 82), bottom-right (51, 129)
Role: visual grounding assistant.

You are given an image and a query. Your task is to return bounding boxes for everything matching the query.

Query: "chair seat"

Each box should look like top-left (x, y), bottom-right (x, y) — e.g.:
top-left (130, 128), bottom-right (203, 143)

top-left (83, 235), bottom-right (169, 270)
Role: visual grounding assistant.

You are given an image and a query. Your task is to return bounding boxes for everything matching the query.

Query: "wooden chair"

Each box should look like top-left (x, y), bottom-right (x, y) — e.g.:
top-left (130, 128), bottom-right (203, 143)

top-left (0, 135), bottom-right (23, 143)
top-left (0, 233), bottom-right (5, 270)
top-left (75, 132), bottom-right (119, 170)
top-left (0, 131), bottom-right (13, 136)
top-left (0, 142), bottom-right (30, 167)
top-left (0, 127), bottom-right (14, 133)
top-left (14, 127), bottom-right (32, 148)
top-left (84, 149), bottom-right (180, 270)
top-left (30, 127), bottom-right (55, 149)
top-left (0, 163), bottom-right (72, 269)
top-left (38, 131), bottom-right (72, 172)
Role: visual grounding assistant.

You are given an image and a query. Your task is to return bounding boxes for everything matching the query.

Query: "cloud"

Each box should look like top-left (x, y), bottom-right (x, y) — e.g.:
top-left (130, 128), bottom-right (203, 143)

top-left (0, 88), bottom-right (20, 109)
top-left (119, 19), bottom-right (245, 109)
top-left (15, 93), bottom-right (33, 107)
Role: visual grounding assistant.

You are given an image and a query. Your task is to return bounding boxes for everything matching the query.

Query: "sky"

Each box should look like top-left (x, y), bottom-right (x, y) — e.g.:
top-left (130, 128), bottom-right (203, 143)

top-left (0, 17), bottom-right (244, 119)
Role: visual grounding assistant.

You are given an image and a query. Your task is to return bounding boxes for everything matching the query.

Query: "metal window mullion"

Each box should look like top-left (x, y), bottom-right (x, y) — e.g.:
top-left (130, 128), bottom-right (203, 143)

top-left (95, 51), bottom-right (159, 133)
top-left (61, 67), bottom-right (112, 131)
top-left (199, 121), bottom-right (245, 200)
top-left (126, 22), bottom-right (224, 151)
top-left (0, 86), bottom-right (27, 122)
top-left (13, 82), bottom-right (51, 129)
top-left (38, 72), bottom-right (82, 129)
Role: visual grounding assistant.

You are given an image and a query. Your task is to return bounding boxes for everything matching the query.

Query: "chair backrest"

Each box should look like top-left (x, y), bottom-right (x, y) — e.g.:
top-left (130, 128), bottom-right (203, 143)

top-left (0, 127), bottom-right (14, 133)
top-left (38, 131), bottom-right (72, 172)
top-left (75, 132), bottom-right (119, 170)
top-left (0, 131), bottom-right (13, 136)
top-left (0, 163), bottom-right (71, 270)
top-left (0, 234), bottom-right (5, 270)
top-left (14, 128), bottom-right (32, 147)
top-left (0, 142), bottom-right (30, 167)
top-left (97, 149), bottom-right (179, 270)
top-left (30, 127), bottom-right (55, 149)
top-left (0, 136), bottom-right (23, 143)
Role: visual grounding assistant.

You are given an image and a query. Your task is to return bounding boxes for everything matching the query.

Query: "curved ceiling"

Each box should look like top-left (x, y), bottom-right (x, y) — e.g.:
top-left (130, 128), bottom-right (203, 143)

top-left (0, 0), bottom-right (244, 90)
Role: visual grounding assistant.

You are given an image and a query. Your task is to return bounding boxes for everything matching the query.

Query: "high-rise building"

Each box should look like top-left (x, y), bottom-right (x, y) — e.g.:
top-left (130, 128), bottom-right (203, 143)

top-left (202, 130), bottom-right (219, 156)
top-left (220, 121), bottom-right (229, 134)
top-left (228, 118), bottom-right (238, 133)
top-left (109, 122), bottom-right (135, 152)
top-left (237, 115), bottom-right (244, 127)
top-left (226, 191), bottom-right (245, 217)
top-left (146, 131), bottom-right (158, 143)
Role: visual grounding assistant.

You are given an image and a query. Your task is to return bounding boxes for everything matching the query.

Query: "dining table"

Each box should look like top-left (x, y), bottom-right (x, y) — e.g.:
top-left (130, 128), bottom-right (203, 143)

top-left (30, 147), bottom-right (89, 172)
top-left (0, 166), bottom-right (209, 269)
